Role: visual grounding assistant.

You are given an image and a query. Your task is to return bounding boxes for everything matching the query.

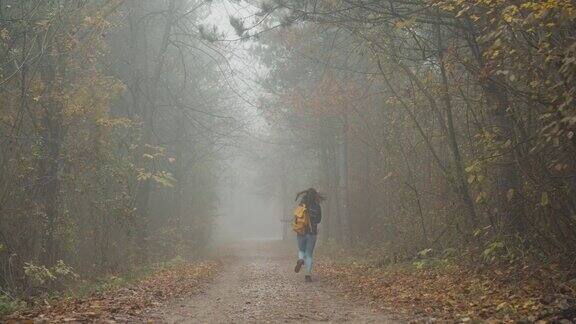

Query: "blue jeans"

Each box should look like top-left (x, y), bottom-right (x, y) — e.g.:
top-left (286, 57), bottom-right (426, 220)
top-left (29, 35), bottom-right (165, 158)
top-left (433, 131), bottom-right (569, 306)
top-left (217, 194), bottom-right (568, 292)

top-left (297, 233), bottom-right (317, 274)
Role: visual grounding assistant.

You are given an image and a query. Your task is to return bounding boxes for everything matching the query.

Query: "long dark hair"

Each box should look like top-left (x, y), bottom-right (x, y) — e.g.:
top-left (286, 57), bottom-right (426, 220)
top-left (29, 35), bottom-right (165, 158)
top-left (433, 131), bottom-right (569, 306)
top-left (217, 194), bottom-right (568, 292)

top-left (295, 188), bottom-right (325, 205)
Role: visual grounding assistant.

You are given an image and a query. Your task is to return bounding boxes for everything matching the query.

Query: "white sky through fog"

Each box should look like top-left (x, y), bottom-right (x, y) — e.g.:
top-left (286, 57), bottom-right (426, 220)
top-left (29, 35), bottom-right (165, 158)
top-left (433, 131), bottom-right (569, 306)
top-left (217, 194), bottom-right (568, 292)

top-left (203, 1), bottom-right (283, 241)
top-left (205, 0), bottom-right (264, 112)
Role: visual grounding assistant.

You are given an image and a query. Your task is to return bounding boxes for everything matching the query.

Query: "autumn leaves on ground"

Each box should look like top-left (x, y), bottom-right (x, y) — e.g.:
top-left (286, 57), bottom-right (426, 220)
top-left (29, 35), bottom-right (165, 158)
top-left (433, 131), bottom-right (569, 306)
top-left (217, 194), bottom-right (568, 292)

top-left (3, 261), bottom-right (222, 323)
top-left (317, 257), bottom-right (576, 322)
top-left (3, 241), bottom-right (576, 323)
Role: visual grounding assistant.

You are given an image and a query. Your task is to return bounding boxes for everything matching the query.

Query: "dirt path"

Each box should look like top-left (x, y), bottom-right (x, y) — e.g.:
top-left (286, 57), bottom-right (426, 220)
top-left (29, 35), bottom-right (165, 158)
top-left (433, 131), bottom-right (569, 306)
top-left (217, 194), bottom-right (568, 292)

top-left (145, 240), bottom-right (396, 323)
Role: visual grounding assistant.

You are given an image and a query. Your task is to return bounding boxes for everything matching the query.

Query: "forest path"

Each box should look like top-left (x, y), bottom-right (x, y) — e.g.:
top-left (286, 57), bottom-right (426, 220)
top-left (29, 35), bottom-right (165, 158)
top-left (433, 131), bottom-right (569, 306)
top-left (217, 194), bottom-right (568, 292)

top-left (144, 240), bottom-right (397, 323)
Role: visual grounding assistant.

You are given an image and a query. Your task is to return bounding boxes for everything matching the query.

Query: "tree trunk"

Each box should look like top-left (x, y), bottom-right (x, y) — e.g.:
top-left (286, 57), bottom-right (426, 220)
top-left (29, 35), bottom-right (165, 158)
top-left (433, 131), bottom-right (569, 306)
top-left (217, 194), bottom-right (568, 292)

top-left (337, 116), bottom-right (351, 246)
top-left (280, 160), bottom-right (289, 241)
top-left (458, 18), bottom-right (525, 236)
top-left (320, 134), bottom-right (332, 243)
top-left (37, 48), bottom-right (65, 266)
top-left (438, 46), bottom-right (478, 227)
top-left (132, 0), bottom-right (178, 262)
top-left (327, 134), bottom-right (340, 243)
top-left (484, 80), bottom-right (525, 235)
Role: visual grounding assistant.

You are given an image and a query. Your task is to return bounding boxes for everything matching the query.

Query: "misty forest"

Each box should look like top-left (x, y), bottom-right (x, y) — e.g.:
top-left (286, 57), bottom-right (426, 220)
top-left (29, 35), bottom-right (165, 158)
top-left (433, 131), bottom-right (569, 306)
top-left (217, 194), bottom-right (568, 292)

top-left (1, 0), bottom-right (576, 322)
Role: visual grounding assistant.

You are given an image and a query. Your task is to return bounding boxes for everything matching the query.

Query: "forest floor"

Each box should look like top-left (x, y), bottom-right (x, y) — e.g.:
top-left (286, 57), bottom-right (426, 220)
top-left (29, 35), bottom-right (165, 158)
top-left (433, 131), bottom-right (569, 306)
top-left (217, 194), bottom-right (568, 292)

top-left (4, 240), bottom-right (576, 323)
top-left (4, 240), bottom-right (400, 323)
top-left (315, 247), bottom-right (576, 323)
top-left (3, 259), bottom-right (222, 323)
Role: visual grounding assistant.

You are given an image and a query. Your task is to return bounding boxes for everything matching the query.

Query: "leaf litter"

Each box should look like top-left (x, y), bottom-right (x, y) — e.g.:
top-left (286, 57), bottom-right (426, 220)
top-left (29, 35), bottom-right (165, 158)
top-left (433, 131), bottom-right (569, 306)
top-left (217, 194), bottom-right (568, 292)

top-left (3, 260), bottom-right (221, 323)
top-left (316, 260), bottom-right (576, 322)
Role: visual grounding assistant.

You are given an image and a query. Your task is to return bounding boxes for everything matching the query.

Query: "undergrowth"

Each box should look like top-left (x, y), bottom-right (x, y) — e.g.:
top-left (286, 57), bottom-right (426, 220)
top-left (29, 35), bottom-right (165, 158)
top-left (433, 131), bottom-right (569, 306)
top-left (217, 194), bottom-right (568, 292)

top-left (2, 255), bottom-right (188, 317)
top-left (0, 291), bottom-right (26, 317)
top-left (70, 255), bottom-right (187, 298)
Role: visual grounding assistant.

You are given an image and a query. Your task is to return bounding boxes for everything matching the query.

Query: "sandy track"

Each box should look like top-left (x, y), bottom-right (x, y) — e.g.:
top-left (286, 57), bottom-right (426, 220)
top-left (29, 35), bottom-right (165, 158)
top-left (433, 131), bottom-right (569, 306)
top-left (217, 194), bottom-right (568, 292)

top-left (145, 240), bottom-right (396, 323)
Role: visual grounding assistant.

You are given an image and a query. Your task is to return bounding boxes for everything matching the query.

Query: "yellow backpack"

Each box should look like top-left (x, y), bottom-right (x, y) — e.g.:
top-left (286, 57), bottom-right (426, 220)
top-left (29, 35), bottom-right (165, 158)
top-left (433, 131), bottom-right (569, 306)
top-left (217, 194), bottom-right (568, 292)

top-left (292, 204), bottom-right (310, 235)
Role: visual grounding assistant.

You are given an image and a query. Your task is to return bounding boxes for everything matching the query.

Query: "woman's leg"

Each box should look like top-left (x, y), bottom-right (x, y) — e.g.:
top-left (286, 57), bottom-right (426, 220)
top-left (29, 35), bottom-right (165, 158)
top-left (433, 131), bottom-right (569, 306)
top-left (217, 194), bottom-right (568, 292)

top-left (304, 234), bottom-right (317, 274)
top-left (295, 234), bottom-right (307, 273)
top-left (297, 234), bottom-right (307, 260)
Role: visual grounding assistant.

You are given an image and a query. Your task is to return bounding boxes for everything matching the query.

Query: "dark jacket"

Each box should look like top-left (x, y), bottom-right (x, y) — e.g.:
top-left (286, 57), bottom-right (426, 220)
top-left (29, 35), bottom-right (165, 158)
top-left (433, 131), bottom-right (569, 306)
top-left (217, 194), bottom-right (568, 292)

top-left (303, 198), bottom-right (322, 235)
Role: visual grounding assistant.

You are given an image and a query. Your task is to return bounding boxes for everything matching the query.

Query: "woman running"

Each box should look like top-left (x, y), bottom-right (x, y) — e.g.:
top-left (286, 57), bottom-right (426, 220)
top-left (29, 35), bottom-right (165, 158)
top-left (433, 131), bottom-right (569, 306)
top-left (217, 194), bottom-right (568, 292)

top-left (293, 188), bottom-right (324, 282)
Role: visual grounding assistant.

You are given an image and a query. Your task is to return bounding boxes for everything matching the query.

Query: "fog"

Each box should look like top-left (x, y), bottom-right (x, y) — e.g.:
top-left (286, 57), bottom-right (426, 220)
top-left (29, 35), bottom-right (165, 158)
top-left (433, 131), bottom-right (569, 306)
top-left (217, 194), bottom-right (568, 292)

top-left (204, 1), bottom-right (284, 242)
top-left (2, 0), bottom-right (576, 304)
top-left (215, 154), bottom-right (281, 241)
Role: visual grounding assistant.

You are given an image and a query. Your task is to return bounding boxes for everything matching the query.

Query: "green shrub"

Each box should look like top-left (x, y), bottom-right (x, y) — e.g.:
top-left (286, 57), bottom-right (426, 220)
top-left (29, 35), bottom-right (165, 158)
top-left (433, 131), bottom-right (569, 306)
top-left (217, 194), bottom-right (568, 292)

top-left (24, 260), bottom-right (79, 288)
top-left (0, 292), bottom-right (25, 317)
